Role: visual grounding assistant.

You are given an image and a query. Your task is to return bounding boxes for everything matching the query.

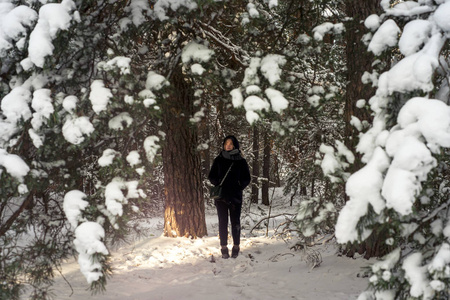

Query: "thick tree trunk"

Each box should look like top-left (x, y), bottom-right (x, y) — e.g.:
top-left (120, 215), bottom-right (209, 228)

top-left (344, 0), bottom-right (380, 172)
top-left (343, 0), bottom-right (387, 258)
top-left (261, 131), bottom-right (270, 206)
top-left (251, 126), bottom-right (260, 204)
top-left (162, 66), bottom-right (207, 238)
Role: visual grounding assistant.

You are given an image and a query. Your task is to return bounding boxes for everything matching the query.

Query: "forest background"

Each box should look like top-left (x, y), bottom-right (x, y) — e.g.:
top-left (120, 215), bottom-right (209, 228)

top-left (1, 0), bottom-right (450, 299)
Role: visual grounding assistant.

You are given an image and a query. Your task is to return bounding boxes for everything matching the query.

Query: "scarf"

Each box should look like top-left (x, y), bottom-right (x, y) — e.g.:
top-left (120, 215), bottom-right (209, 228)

top-left (221, 149), bottom-right (242, 160)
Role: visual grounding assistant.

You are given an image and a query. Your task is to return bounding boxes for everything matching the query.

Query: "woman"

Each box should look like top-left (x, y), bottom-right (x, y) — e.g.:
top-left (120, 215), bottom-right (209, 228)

top-left (208, 135), bottom-right (251, 258)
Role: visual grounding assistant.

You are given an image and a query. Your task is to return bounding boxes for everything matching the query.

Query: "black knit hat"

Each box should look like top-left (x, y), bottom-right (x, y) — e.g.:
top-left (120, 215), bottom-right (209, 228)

top-left (223, 135), bottom-right (240, 150)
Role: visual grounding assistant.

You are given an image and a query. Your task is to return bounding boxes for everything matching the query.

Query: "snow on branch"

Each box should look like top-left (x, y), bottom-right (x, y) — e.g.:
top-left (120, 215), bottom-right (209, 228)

top-left (195, 20), bottom-right (250, 67)
top-left (73, 222), bottom-right (109, 284)
top-left (0, 148), bottom-right (30, 182)
top-left (151, 0), bottom-right (197, 21)
top-left (26, 0), bottom-right (76, 68)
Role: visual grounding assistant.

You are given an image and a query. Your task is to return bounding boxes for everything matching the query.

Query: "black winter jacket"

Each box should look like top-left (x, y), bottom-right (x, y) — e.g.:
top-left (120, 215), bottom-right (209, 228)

top-left (208, 151), bottom-right (251, 204)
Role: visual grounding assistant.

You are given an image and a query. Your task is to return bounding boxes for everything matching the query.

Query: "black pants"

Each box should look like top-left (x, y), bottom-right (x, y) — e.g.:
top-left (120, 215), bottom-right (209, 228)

top-left (215, 198), bottom-right (242, 246)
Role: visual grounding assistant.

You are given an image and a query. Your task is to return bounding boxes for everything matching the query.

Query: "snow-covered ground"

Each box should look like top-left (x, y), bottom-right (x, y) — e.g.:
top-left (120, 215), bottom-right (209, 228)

top-left (50, 194), bottom-right (372, 300)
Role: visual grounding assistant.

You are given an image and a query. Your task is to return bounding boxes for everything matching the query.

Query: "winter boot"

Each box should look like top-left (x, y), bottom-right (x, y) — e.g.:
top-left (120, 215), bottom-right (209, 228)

top-left (231, 245), bottom-right (240, 258)
top-left (221, 246), bottom-right (230, 259)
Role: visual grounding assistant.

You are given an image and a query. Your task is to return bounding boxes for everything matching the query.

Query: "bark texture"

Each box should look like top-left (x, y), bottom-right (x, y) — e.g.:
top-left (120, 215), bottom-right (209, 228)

top-left (342, 0), bottom-right (388, 258)
top-left (344, 0), bottom-right (380, 171)
top-left (262, 131), bottom-right (271, 206)
top-left (162, 67), bottom-right (207, 238)
top-left (251, 126), bottom-right (260, 204)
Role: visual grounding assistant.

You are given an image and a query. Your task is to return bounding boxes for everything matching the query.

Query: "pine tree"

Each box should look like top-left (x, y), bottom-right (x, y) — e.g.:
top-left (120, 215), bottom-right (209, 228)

top-left (336, 1), bottom-right (450, 298)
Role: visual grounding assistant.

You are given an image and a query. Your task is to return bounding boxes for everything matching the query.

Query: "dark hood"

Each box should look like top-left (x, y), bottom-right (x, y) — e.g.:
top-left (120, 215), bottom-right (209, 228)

top-left (222, 135), bottom-right (240, 150)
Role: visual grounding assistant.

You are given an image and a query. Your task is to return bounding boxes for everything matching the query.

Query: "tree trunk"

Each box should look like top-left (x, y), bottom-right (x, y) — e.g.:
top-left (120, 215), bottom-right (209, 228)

top-left (200, 104), bottom-right (211, 178)
top-left (262, 131), bottom-right (270, 206)
top-left (300, 171), bottom-right (307, 196)
top-left (251, 126), bottom-right (259, 204)
top-left (162, 66), bottom-right (207, 238)
top-left (344, 0), bottom-right (380, 172)
top-left (343, 0), bottom-right (386, 258)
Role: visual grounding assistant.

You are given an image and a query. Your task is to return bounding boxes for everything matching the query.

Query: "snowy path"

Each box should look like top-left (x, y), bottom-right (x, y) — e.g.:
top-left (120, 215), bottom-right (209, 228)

top-left (51, 217), bottom-right (371, 300)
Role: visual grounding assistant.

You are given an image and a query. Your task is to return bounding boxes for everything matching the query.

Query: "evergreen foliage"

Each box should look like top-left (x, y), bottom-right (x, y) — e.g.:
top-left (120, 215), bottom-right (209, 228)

top-left (336, 1), bottom-right (450, 298)
top-left (2, 0), bottom-right (450, 299)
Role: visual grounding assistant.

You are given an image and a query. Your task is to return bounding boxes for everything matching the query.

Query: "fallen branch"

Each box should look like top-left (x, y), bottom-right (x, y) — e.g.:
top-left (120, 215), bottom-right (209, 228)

top-left (249, 213), bottom-right (296, 235)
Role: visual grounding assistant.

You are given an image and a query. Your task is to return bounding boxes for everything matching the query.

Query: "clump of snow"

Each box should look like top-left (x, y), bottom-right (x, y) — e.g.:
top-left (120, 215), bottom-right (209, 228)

top-left (126, 151), bottom-right (141, 166)
top-left (31, 89), bottom-right (54, 131)
top-left (379, 98), bottom-right (450, 216)
top-left (108, 112), bottom-right (133, 130)
top-left (0, 148), bottom-right (30, 182)
top-left (62, 116), bottom-right (94, 145)
top-left (28, 128), bottom-right (44, 148)
top-left (336, 147), bottom-right (390, 243)
top-left (308, 86), bottom-right (325, 95)
top-left (429, 243), bottom-right (450, 275)
top-left (247, 3), bottom-right (259, 18)
top-left (104, 178), bottom-right (143, 223)
top-left (190, 64), bottom-right (205, 75)
top-left (1, 87), bottom-right (32, 124)
top-left (151, 0), bottom-right (197, 21)
top-left (382, 135), bottom-right (435, 215)
top-left (89, 80), bottom-right (113, 114)
top-left (230, 88), bottom-right (244, 108)
top-left (125, 180), bottom-right (143, 199)
top-left (336, 140), bottom-right (355, 164)
top-left (243, 95), bottom-right (270, 112)
top-left (296, 33), bottom-right (311, 45)
top-left (242, 57), bottom-right (261, 87)
top-left (124, 95), bottom-right (134, 104)
top-left (98, 149), bottom-right (118, 167)
top-left (319, 144), bottom-right (340, 177)
top-left (63, 95), bottom-right (78, 113)
top-left (143, 98), bottom-right (157, 107)
top-left (146, 71), bottom-right (169, 91)
top-left (260, 54), bottom-right (286, 85)
top-left (123, 0), bottom-right (151, 26)
top-left (364, 14), bottom-right (381, 31)
top-left (368, 19), bottom-right (401, 55)
top-left (144, 135), bottom-right (160, 163)
top-left (356, 99), bottom-right (366, 108)
top-left (265, 88), bottom-right (288, 113)
top-left (434, 2), bottom-right (450, 32)
top-left (63, 190), bottom-right (89, 228)
top-left (265, 0), bottom-right (278, 9)
top-left (350, 116), bottom-right (362, 131)
top-left (318, 141), bottom-right (354, 183)
top-left (377, 41), bottom-right (441, 97)
top-left (73, 221), bottom-right (109, 284)
top-left (17, 183), bottom-right (28, 194)
top-left (190, 109), bottom-right (205, 123)
top-left (105, 178), bottom-right (127, 217)
top-left (402, 253), bottom-right (433, 298)
top-left (246, 85), bottom-right (261, 95)
top-left (307, 95), bottom-right (321, 107)
top-left (98, 56), bottom-right (131, 75)
top-left (372, 248), bottom-right (401, 273)
top-left (398, 20), bottom-right (431, 56)
top-left (245, 111), bottom-right (260, 124)
top-left (181, 42), bottom-right (214, 64)
top-left (398, 98), bottom-right (450, 152)
top-left (0, 4), bottom-right (37, 56)
top-left (28, 0), bottom-right (76, 68)
top-left (312, 22), bottom-right (344, 41)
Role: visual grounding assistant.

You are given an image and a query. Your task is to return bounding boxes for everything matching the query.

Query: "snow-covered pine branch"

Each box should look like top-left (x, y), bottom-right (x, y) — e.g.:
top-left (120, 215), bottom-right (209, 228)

top-left (336, 1), bottom-right (450, 299)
